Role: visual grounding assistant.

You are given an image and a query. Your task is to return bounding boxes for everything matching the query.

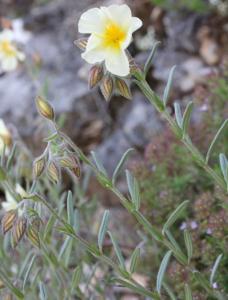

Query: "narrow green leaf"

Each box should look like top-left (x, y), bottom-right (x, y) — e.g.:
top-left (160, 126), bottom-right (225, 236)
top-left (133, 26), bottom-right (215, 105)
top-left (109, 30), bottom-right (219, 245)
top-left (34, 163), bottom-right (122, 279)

top-left (130, 247), bottom-right (140, 274)
top-left (126, 170), bottom-right (140, 211)
top-left (163, 66), bottom-right (176, 106)
top-left (23, 255), bottom-right (36, 291)
top-left (156, 250), bottom-right (172, 294)
top-left (174, 102), bottom-right (183, 128)
top-left (144, 41), bottom-right (161, 76)
top-left (18, 251), bottom-right (34, 278)
top-left (67, 190), bottom-right (74, 226)
top-left (163, 282), bottom-right (177, 300)
top-left (162, 200), bottom-right (189, 234)
top-left (108, 231), bottom-right (125, 269)
top-left (98, 210), bottom-right (110, 252)
top-left (0, 268), bottom-right (24, 299)
top-left (91, 151), bottom-right (107, 176)
top-left (39, 281), bottom-right (47, 300)
top-left (210, 254), bottom-right (223, 286)
top-left (58, 236), bottom-right (72, 260)
top-left (112, 148), bottom-right (134, 185)
top-left (71, 265), bottom-right (82, 293)
top-left (184, 229), bottom-right (193, 264)
top-left (165, 231), bottom-right (188, 265)
top-left (193, 271), bottom-right (211, 293)
top-left (219, 154), bottom-right (228, 182)
top-left (206, 120), bottom-right (228, 163)
top-left (6, 143), bottom-right (17, 170)
top-left (184, 284), bottom-right (193, 300)
top-left (182, 102), bottom-right (193, 136)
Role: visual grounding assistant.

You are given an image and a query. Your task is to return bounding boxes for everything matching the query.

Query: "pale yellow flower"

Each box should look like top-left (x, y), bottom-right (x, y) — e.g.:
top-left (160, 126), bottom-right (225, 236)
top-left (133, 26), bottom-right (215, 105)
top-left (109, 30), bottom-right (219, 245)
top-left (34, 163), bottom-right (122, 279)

top-left (0, 119), bottom-right (12, 154)
top-left (78, 4), bottom-right (142, 77)
top-left (0, 29), bottom-right (25, 72)
top-left (2, 184), bottom-right (27, 213)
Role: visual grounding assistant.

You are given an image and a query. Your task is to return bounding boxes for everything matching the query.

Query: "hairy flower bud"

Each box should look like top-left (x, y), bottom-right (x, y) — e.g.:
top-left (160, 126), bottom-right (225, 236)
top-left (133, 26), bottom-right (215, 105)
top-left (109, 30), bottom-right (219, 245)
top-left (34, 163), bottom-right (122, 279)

top-left (74, 38), bottom-right (88, 51)
top-left (100, 75), bottom-right (114, 101)
top-left (59, 155), bottom-right (81, 178)
top-left (36, 96), bottom-right (55, 121)
top-left (89, 65), bottom-right (104, 89)
top-left (12, 217), bottom-right (27, 247)
top-left (47, 161), bottom-right (60, 183)
top-left (1, 209), bottom-right (17, 234)
top-left (33, 156), bottom-right (46, 179)
top-left (116, 78), bottom-right (132, 100)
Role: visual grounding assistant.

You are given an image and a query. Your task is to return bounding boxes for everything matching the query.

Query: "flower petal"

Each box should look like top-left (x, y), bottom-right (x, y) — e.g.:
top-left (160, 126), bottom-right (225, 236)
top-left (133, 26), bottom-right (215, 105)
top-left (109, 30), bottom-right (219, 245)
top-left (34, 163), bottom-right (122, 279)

top-left (1, 57), bottom-right (18, 71)
top-left (101, 5), bottom-right (132, 29)
top-left (82, 34), bottom-right (106, 64)
top-left (78, 8), bottom-right (107, 34)
top-left (105, 49), bottom-right (129, 77)
top-left (131, 17), bottom-right (143, 33)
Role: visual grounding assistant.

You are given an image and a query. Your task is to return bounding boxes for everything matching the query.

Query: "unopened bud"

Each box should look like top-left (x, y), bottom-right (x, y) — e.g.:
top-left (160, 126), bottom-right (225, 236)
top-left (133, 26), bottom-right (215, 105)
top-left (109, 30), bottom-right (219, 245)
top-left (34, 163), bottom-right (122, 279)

top-left (74, 38), bottom-right (88, 51)
top-left (1, 210), bottom-right (17, 234)
top-left (59, 155), bottom-right (81, 178)
top-left (12, 217), bottom-right (27, 247)
top-left (100, 75), bottom-right (114, 101)
top-left (36, 96), bottom-right (55, 121)
top-left (27, 222), bottom-right (40, 248)
top-left (116, 78), bottom-right (132, 100)
top-left (47, 161), bottom-right (60, 183)
top-left (33, 156), bottom-right (46, 178)
top-left (89, 65), bottom-right (104, 89)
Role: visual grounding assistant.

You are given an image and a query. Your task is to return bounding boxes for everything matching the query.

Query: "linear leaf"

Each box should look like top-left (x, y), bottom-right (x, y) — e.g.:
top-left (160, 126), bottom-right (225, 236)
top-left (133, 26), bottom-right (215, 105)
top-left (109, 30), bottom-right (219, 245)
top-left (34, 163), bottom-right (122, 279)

top-left (193, 271), bottom-right (211, 293)
top-left (206, 119), bottom-right (228, 163)
top-left (0, 268), bottom-right (24, 299)
top-left (112, 148), bottom-right (134, 185)
top-left (39, 282), bottom-right (47, 300)
top-left (184, 284), bottom-right (193, 300)
top-left (210, 254), bottom-right (223, 286)
top-left (126, 170), bottom-right (140, 210)
top-left (58, 236), bottom-right (72, 260)
top-left (182, 102), bottom-right (193, 136)
top-left (163, 282), bottom-right (177, 300)
top-left (98, 210), bottom-right (110, 252)
top-left (165, 231), bottom-right (188, 265)
top-left (174, 102), bottom-right (183, 128)
top-left (67, 190), bottom-right (74, 226)
top-left (91, 151), bottom-right (107, 176)
top-left (71, 265), bottom-right (82, 293)
top-left (144, 41), bottom-right (161, 76)
top-left (219, 153), bottom-right (228, 182)
top-left (156, 250), bottom-right (172, 294)
top-left (184, 229), bottom-right (193, 264)
top-left (130, 247), bottom-right (140, 274)
top-left (108, 231), bottom-right (125, 269)
top-left (163, 66), bottom-right (176, 106)
top-left (23, 255), bottom-right (36, 291)
top-left (162, 200), bottom-right (189, 234)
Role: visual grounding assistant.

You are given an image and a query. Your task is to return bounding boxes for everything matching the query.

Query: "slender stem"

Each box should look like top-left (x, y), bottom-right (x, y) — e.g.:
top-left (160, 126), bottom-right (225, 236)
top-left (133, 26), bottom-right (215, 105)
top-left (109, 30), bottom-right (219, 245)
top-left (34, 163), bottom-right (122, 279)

top-left (135, 73), bottom-right (227, 192)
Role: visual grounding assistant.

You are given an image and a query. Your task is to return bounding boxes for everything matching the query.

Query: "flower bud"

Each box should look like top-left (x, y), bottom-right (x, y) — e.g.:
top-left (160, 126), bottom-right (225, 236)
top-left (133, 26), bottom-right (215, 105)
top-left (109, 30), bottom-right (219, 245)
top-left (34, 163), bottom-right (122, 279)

top-left (12, 217), bottom-right (27, 247)
top-left (74, 38), bottom-right (88, 51)
top-left (116, 78), bottom-right (132, 100)
top-left (36, 96), bottom-right (55, 121)
top-left (100, 75), bottom-right (114, 101)
top-left (89, 65), bottom-right (104, 89)
top-left (27, 222), bottom-right (40, 248)
top-left (1, 210), bottom-right (17, 234)
top-left (47, 161), bottom-right (60, 183)
top-left (33, 156), bottom-right (46, 178)
top-left (59, 155), bottom-right (81, 178)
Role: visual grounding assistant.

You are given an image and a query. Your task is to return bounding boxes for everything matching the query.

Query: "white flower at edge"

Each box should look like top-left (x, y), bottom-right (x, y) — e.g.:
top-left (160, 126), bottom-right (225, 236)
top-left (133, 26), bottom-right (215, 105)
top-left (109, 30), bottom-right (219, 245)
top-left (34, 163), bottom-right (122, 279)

top-left (2, 184), bottom-right (27, 213)
top-left (78, 4), bottom-right (142, 77)
top-left (0, 29), bottom-right (25, 72)
top-left (0, 119), bottom-right (12, 154)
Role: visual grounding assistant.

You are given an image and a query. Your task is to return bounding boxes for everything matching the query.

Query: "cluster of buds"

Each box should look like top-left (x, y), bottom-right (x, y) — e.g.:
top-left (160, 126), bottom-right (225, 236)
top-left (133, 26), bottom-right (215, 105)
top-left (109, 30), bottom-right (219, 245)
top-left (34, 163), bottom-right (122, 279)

top-left (1, 206), bottom-right (41, 248)
top-left (75, 38), bottom-right (133, 101)
top-left (34, 96), bottom-right (81, 184)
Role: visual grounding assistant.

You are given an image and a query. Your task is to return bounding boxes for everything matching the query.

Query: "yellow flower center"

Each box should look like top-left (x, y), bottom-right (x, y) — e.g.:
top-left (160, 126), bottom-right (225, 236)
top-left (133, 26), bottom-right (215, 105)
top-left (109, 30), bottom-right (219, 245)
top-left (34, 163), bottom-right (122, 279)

top-left (102, 22), bottom-right (126, 50)
top-left (0, 40), bottom-right (17, 57)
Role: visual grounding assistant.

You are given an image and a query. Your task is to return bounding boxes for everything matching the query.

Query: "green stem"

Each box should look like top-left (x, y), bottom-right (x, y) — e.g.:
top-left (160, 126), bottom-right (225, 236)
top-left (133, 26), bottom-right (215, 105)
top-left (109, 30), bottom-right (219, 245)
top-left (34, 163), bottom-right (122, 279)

top-left (135, 73), bottom-right (226, 192)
